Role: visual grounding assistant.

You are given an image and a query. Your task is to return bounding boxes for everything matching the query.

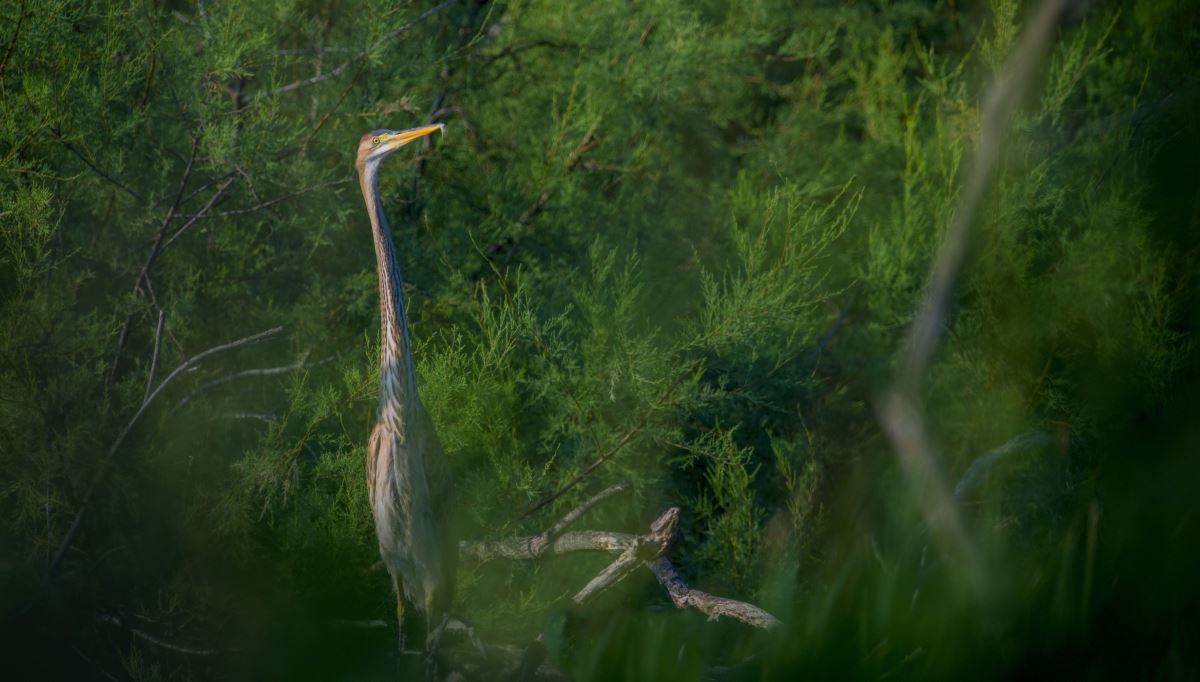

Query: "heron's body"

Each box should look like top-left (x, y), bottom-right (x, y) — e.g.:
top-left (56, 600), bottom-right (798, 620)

top-left (355, 125), bottom-right (455, 650)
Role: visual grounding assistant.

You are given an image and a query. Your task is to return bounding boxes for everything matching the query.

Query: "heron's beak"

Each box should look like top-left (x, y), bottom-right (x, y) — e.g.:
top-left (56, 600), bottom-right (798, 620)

top-left (386, 124), bottom-right (445, 149)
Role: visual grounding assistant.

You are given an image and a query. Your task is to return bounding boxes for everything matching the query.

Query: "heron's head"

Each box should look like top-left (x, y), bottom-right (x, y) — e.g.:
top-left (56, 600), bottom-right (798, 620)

top-left (355, 124), bottom-right (445, 171)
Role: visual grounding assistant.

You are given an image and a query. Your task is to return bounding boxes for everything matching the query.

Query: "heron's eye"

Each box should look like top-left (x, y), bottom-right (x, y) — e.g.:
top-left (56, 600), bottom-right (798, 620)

top-left (372, 137), bottom-right (380, 146)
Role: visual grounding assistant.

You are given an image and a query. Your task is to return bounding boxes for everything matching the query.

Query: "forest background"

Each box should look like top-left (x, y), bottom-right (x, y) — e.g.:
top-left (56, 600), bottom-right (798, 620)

top-left (1, 0), bottom-right (1198, 679)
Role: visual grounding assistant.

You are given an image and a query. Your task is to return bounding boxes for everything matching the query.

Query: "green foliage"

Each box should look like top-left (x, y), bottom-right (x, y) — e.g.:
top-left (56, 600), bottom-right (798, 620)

top-left (1, 0), bottom-right (1198, 679)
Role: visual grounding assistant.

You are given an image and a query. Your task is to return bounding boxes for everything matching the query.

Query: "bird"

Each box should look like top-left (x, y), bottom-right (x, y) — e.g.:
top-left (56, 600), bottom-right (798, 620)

top-left (354, 124), bottom-right (456, 655)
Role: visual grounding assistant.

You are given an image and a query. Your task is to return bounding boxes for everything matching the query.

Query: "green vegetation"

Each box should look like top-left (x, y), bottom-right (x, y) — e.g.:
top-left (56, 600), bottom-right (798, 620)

top-left (2, 0), bottom-right (1198, 679)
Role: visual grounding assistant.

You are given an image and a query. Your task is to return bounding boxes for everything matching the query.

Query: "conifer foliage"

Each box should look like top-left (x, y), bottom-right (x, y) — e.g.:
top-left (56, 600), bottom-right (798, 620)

top-left (1, 0), bottom-right (1198, 679)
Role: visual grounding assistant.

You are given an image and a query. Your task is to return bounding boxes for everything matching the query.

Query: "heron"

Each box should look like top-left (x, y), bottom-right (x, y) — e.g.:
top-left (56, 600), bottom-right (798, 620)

top-left (355, 124), bottom-right (456, 655)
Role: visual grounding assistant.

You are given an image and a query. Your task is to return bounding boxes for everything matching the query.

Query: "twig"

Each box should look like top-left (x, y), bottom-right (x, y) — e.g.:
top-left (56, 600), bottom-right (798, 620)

top-left (816, 307), bottom-right (847, 353)
top-left (97, 614), bottom-right (224, 656)
top-left (953, 431), bottom-right (1052, 499)
top-left (174, 355), bottom-right (313, 410)
top-left (59, 139), bottom-right (147, 205)
top-left (142, 309), bottom-right (166, 403)
top-left (48, 326), bottom-right (284, 578)
top-left (523, 424), bottom-right (645, 517)
top-left (408, 0), bottom-right (485, 216)
top-left (264, 0), bottom-right (455, 98)
top-left (110, 136), bottom-right (202, 383)
top-left (107, 317), bottom-right (133, 388)
top-left (329, 619), bottom-right (390, 629)
top-left (543, 482), bottom-right (627, 540)
top-left (221, 412), bottom-right (277, 423)
top-left (877, 391), bottom-right (979, 583)
top-left (273, 46), bottom-right (359, 55)
top-left (128, 627), bottom-right (222, 656)
top-left (71, 646), bottom-right (120, 682)
top-left (160, 176), bottom-right (236, 250)
top-left (180, 177), bottom-right (353, 219)
top-left (0, 0), bottom-right (27, 86)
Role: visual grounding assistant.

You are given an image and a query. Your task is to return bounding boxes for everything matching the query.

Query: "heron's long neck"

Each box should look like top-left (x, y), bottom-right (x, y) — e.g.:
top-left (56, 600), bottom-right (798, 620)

top-left (360, 164), bottom-right (420, 420)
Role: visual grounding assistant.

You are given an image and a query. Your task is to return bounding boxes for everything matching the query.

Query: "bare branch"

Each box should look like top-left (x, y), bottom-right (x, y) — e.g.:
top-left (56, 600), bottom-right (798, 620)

top-left (110, 136), bottom-right (202, 382)
top-left (160, 176), bottom-right (236, 251)
top-left (954, 431), bottom-right (1053, 499)
top-left (107, 316), bottom-right (132, 387)
top-left (71, 646), bottom-right (120, 682)
top-left (59, 138), bottom-right (147, 205)
top-left (49, 326), bottom-right (284, 578)
top-left (572, 545), bottom-right (640, 604)
top-left (524, 424), bottom-right (644, 517)
top-left (544, 482), bottom-right (627, 539)
top-left (264, 0), bottom-right (455, 98)
top-left (180, 177), bottom-right (353, 219)
top-left (647, 557), bottom-right (783, 630)
top-left (463, 505), bottom-right (782, 630)
top-left (140, 134), bottom-right (200, 284)
top-left (572, 506), bottom-right (677, 604)
top-left (0, 0), bottom-right (28, 86)
top-left (174, 354), bottom-right (315, 410)
top-left (461, 528), bottom-right (638, 562)
top-left (142, 309), bottom-right (166, 403)
top-left (97, 614), bottom-right (225, 656)
top-left (273, 46), bottom-right (359, 55)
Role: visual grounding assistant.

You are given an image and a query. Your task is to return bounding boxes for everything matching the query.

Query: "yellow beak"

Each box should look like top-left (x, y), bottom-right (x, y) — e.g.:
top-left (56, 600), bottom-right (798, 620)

top-left (386, 124), bottom-right (445, 149)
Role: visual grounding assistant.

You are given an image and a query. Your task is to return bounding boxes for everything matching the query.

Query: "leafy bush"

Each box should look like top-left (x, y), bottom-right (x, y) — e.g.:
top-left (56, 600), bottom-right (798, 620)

top-left (1, 0), bottom-right (1197, 679)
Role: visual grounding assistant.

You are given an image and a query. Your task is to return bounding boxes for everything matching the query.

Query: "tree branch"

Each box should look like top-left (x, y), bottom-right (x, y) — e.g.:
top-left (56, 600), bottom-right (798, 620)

top-left (264, 0), bottom-right (456, 98)
top-left (180, 177), bottom-right (353, 220)
top-left (110, 135), bottom-right (202, 383)
top-left (97, 614), bottom-right (225, 656)
top-left (462, 505), bottom-right (782, 630)
top-left (59, 138), bottom-right (147, 205)
top-left (647, 556), bottom-right (783, 630)
top-left (159, 176), bottom-right (236, 251)
top-left (174, 353), bottom-right (318, 410)
top-left (48, 326), bottom-right (284, 578)
top-left (523, 424), bottom-right (644, 517)
top-left (0, 0), bottom-right (27, 86)
top-left (142, 309), bottom-right (166, 403)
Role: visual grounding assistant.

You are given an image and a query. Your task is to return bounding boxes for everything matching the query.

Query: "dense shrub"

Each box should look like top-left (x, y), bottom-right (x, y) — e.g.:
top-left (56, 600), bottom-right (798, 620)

top-left (1, 1), bottom-right (1197, 679)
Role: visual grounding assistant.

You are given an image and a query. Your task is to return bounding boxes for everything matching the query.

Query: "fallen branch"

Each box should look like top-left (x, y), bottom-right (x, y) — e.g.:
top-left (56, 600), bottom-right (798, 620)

top-left (463, 497), bottom-right (782, 630)
top-left (648, 556), bottom-right (782, 630)
top-left (571, 506), bottom-right (677, 605)
top-left (463, 527), bottom-right (637, 562)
